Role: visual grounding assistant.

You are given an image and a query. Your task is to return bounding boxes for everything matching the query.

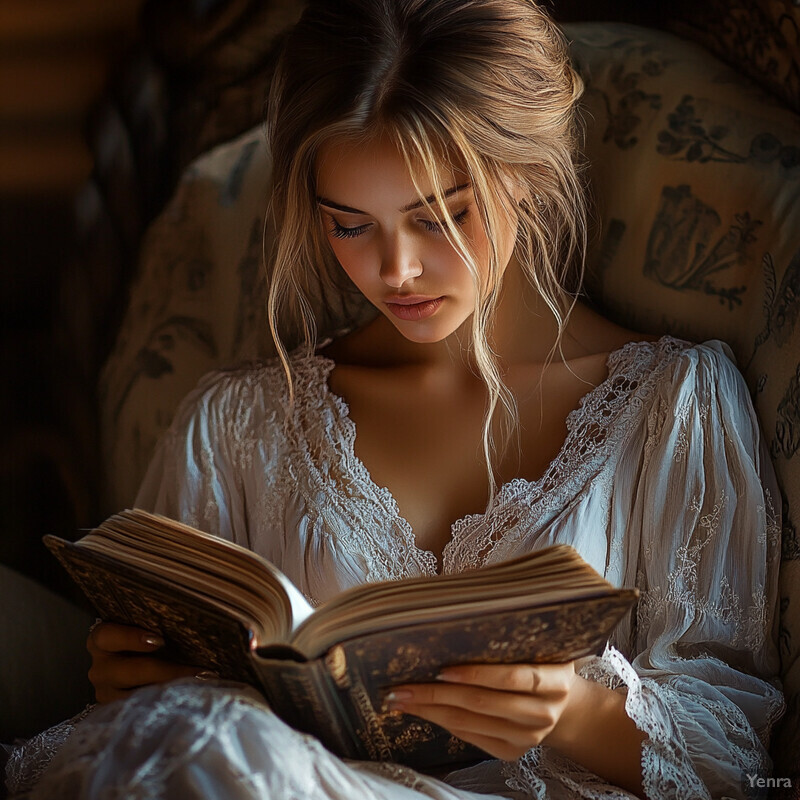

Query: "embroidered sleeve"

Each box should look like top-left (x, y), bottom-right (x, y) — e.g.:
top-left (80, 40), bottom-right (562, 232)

top-left (133, 366), bottom-right (277, 546)
top-left (505, 342), bottom-right (785, 800)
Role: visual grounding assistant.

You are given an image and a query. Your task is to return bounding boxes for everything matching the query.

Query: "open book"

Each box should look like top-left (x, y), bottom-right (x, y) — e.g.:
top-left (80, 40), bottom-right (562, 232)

top-left (45, 509), bottom-right (638, 770)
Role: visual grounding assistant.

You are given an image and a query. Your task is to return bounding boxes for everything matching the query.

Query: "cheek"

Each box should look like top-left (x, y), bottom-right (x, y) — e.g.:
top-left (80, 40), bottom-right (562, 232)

top-left (454, 219), bottom-right (492, 290)
top-left (468, 214), bottom-right (517, 289)
top-left (328, 239), bottom-right (373, 287)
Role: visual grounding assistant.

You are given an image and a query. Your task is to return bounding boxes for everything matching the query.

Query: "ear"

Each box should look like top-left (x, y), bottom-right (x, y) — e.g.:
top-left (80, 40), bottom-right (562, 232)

top-left (500, 171), bottom-right (530, 207)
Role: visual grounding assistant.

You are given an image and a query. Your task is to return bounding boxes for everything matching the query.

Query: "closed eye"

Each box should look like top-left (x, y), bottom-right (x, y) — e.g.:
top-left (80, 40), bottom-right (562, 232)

top-left (421, 207), bottom-right (469, 234)
top-left (329, 219), bottom-right (371, 239)
top-left (326, 206), bottom-right (470, 239)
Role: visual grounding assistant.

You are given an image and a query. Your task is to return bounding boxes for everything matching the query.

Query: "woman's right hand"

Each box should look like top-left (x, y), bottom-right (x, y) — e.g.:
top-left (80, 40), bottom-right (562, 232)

top-left (87, 622), bottom-right (204, 703)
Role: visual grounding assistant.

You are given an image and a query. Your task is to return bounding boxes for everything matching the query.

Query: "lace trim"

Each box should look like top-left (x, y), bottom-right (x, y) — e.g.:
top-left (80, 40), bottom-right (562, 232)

top-left (503, 746), bottom-right (639, 799)
top-left (284, 336), bottom-right (689, 583)
top-left (599, 646), bottom-right (711, 800)
top-left (19, 682), bottom-right (272, 800)
top-left (446, 337), bottom-right (687, 574)
top-left (506, 644), bottom-right (780, 800)
top-left (5, 704), bottom-right (94, 797)
top-left (286, 354), bottom-right (438, 583)
top-left (501, 750), bottom-right (548, 800)
top-left (502, 644), bottom-right (713, 800)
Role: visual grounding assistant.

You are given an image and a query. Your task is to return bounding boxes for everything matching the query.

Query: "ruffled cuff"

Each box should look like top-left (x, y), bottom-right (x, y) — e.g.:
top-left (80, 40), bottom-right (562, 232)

top-left (502, 644), bottom-right (713, 800)
top-left (586, 644), bottom-right (711, 800)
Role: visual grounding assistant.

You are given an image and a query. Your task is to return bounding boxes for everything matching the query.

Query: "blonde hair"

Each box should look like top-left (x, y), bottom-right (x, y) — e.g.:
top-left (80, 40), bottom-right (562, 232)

top-left (266, 0), bottom-right (587, 502)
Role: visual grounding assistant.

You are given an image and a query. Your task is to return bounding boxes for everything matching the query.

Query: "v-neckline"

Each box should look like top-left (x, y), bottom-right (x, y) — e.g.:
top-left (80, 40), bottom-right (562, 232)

top-left (307, 337), bottom-right (662, 575)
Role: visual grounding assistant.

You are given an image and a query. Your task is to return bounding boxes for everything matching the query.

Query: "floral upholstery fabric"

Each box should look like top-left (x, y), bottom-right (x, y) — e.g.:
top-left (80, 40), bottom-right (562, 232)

top-left (669, 0), bottom-right (800, 115)
top-left (98, 22), bottom-right (800, 782)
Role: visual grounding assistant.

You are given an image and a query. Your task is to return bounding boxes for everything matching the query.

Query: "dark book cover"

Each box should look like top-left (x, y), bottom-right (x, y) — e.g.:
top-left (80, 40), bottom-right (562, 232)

top-left (254, 590), bottom-right (637, 770)
top-left (44, 535), bottom-right (259, 684)
top-left (45, 533), bottom-right (638, 770)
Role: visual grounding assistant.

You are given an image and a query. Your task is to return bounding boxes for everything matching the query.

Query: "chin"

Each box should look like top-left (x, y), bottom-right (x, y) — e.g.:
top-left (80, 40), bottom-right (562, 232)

top-left (388, 316), bottom-right (466, 345)
top-left (398, 330), bottom-right (449, 344)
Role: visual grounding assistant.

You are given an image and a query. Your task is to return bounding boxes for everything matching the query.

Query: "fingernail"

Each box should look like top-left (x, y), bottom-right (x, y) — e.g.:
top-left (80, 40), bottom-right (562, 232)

top-left (385, 690), bottom-right (413, 702)
top-left (194, 670), bottom-right (220, 681)
top-left (436, 669), bottom-right (455, 681)
top-left (142, 633), bottom-right (164, 647)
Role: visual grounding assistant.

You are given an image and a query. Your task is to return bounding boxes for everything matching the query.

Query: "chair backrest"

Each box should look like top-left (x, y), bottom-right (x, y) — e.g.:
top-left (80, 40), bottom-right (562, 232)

top-left (98, 21), bottom-right (800, 773)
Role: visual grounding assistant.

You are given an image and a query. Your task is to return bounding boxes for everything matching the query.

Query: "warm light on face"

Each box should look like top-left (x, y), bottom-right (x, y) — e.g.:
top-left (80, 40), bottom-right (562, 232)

top-left (314, 135), bottom-right (519, 345)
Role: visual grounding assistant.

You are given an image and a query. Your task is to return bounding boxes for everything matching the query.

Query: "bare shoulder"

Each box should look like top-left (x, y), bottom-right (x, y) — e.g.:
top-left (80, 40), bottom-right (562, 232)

top-left (563, 302), bottom-right (661, 360)
top-left (549, 302), bottom-right (663, 390)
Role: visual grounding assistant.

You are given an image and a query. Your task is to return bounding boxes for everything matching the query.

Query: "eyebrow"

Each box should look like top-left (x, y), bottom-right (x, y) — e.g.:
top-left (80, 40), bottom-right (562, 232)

top-left (316, 182), bottom-right (471, 215)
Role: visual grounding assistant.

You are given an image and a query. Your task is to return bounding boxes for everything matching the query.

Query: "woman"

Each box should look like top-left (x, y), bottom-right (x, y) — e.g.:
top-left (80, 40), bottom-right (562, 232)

top-left (6, 0), bottom-right (785, 798)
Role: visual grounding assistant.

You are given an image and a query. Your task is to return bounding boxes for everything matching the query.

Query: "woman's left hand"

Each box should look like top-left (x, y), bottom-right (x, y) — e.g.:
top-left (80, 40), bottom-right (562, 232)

top-left (385, 661), bottom-right (584, 761)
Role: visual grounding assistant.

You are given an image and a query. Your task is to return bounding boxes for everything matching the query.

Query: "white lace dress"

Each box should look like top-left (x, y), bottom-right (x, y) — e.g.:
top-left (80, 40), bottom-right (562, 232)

top-left (6, 337), bottom-right (786, 799)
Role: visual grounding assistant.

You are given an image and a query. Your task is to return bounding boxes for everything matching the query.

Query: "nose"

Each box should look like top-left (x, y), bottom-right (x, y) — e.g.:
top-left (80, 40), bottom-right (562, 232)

top-left (379, 231), bottom-right (423, 288)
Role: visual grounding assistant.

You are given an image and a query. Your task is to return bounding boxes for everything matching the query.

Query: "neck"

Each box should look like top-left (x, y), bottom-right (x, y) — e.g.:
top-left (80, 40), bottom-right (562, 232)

top-left (472, 254), bottom-right (569, 369)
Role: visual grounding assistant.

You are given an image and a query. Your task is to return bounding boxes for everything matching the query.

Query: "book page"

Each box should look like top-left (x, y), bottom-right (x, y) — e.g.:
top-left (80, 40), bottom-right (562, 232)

top-left (92, 510), bottom-right (315, 645)
top-left (291, 544), bottom-right (636, 657)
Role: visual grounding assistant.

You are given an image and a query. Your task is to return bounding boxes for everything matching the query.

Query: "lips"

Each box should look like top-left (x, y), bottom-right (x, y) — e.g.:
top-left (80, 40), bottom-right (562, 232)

top-left (385, 296), bottom-right (444, 321)
top-left (384, 295), bottom-right (440, 305)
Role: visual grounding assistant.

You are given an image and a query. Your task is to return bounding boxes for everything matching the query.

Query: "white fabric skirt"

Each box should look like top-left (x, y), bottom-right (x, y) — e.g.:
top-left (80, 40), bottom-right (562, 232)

top-left (6, 679), bottom-right (532, 800)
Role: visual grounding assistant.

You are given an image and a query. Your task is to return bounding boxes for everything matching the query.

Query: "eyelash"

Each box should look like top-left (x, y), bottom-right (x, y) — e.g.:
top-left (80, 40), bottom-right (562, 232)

top-left (329, 221), bottom-right (369, 240)
top-left (421, 207), bottom-right (469, 233)
top-left (328, 207), bottom-right (470, 240)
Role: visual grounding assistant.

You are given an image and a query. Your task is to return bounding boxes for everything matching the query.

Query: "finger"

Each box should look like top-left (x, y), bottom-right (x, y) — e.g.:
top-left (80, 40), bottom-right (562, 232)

top-left (386, 683), bottom-right (556, 728)
top-left (434, 662), bottom-right (574, 696)
top-left (393, 700), bottom-right (552, 750)
top-left (444, 729), bottom-right (527, 762)
top-left (89, 655), bottom-right (197, 692)
top-left (88, 622), bottom-right (164, 654)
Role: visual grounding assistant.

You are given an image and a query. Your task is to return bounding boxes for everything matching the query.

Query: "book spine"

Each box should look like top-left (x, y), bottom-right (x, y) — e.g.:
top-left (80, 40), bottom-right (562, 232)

top-left (252, 656), bottom-right (362, 759)
top-left (327, 642), bottom-right (485, 770)
top-left (323, 644), bottom-right (396, 762)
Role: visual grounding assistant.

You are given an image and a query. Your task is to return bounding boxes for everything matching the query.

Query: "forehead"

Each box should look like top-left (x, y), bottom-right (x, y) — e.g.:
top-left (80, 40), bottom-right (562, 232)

top-left (315, 133), bottom-right (467, 205)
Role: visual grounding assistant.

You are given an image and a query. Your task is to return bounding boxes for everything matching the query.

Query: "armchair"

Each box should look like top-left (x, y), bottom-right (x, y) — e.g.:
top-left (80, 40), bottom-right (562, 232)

top-left (4, 4), bottom-right (798, 795)
top-left (98, 18), bottom-right (800, 786)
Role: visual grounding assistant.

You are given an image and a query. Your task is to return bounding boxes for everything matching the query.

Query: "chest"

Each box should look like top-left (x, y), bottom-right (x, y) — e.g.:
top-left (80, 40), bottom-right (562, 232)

top-left (326, 358), bottom-right (610, 564)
